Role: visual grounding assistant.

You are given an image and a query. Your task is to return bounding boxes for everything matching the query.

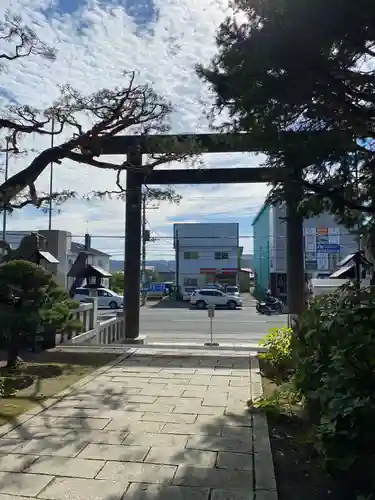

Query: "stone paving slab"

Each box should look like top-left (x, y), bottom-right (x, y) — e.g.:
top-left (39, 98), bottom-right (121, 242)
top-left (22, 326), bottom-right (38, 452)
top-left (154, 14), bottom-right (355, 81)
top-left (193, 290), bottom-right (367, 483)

top-left (0, 453), bottom-right (38, 473)
top-left (0, 471), bottom-right (54, 496)
top-left (144, 446), bottom-right (217, 467)
top-left (78, 443), bottom-right (149, 461)
top-left (125, 403), bottom-right (176, 413)
top-left (161, 422), bottom-right (222, 436)
top-left (104, 420), bottom-right (163, 433)
top-left (12, 437), bottom-right (88, 458)
top-left (38, 477), bottom-right (129, 500)
top-left (97, 461), bottom-right (177, 483)
top-left (141, 412), bottom-right (198, 424)
top-left (124, 483), bottom-right (210, 500)
top-left (123, 432), bottom-right (189, 448)
top-left (51, 416), bottom-right (111, 429)
top-left (173, 465), bottom-right (253, 490)
top-left (186, 435), bottom-right (253, 453)
top-left (0, 348), bottom-right (277, 500)
top-left (25, 456), bottom-right (105, 478)
top-left (216, 451), bottom-right (253, 471)
top-left (0, 495), bottom-right (34, 500)
top-left (211, 490), bottom-right (254, 500)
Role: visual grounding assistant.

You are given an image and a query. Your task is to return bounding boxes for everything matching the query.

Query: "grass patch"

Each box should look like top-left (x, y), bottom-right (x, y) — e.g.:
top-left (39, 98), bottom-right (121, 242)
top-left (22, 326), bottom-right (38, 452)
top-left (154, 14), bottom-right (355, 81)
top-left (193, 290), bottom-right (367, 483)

top-left (0, 350), bottom-right (120, 426)
top-left (259, 358), bottom-right (341, 500)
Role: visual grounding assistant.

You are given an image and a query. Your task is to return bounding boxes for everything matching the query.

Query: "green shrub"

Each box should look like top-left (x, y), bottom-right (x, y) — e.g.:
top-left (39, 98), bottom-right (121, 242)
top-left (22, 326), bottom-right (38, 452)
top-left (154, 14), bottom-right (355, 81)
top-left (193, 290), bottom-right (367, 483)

top-left (293, 284), bottom-right (375, 497)
top-left (258, 326), bottom-right (293, 377)
top-left (0, 260), bottom-right (83, 367)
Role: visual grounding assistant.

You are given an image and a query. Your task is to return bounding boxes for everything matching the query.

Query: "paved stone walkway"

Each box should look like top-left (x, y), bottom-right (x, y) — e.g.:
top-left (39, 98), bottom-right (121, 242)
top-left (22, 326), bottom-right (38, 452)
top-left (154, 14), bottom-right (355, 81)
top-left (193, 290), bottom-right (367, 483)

top-left (0, 348), bottom-right (277, 500)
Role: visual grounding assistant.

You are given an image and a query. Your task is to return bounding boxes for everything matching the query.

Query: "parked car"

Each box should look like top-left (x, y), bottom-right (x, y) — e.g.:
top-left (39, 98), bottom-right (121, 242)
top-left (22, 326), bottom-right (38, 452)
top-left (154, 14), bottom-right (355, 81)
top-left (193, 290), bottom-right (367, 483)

top-left (182, 287), bottom-right (197, 301)
top-left (74, 287), bottom-right (123, 309)
top-left (206, 283), bottom-right (224, 291)
top-left (190, 289), bottom-right (243, 310)
top-left (225, 285), bottom-right (240, 297)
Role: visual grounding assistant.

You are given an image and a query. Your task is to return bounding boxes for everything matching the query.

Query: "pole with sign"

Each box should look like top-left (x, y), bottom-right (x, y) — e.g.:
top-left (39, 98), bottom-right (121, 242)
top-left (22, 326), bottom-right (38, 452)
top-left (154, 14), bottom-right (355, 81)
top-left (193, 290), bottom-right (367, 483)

top-left (204, 305), bottom-right (219, 347)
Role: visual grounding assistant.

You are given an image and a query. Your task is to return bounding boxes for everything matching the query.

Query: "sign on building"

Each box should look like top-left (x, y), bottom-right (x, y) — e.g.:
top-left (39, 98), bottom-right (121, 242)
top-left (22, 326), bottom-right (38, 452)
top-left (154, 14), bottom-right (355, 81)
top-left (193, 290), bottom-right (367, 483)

top-left (316, 243), bottom-right (340, 253)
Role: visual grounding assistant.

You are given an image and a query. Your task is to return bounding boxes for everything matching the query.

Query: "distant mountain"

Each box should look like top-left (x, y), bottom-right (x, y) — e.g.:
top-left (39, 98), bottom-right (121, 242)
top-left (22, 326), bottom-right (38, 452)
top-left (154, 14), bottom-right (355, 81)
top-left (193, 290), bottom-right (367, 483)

top-left (110, 259), bottom-right (175, 273)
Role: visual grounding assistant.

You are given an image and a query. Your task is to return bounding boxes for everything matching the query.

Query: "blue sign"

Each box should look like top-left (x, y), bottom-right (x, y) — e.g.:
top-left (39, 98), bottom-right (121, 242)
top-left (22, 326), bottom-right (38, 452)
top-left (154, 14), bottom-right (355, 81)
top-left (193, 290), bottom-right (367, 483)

top-left (141, 283), bottom-right (167, 293)
top-left (316, 243), bottom-right (340, 253)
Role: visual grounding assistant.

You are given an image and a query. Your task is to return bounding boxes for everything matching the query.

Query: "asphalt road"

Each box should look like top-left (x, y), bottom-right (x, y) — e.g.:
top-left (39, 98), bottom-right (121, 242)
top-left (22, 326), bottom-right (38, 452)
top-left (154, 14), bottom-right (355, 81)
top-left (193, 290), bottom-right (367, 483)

top-left (138, 306), bottom-right (288, 345)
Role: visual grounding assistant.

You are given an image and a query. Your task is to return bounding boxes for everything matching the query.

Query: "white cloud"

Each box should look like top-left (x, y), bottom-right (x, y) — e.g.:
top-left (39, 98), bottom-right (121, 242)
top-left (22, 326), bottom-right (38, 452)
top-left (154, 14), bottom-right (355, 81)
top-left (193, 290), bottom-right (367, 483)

top-left (0, 0), bottom-right (269, 258)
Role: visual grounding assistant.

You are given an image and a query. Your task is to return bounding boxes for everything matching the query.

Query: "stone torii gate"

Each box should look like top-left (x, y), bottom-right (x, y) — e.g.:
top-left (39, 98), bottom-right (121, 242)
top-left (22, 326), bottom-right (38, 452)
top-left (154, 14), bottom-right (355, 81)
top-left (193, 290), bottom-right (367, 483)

top-left (98, 131), bottom-right (352, 340)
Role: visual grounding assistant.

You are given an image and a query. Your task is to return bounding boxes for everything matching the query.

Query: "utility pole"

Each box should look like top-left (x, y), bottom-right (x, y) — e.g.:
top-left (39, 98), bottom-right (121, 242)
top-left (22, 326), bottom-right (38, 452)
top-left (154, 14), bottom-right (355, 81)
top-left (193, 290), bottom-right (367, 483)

top-left (2, 136), bottom-right (10, 243)
top-left (141, 193), bottom-right (147, 306)
top-left (141, 192), bottom-right (158, 306)
top-left (48, 117), bottom-right (55, 231)
top-left (175, 229), bottom-right (180, 293)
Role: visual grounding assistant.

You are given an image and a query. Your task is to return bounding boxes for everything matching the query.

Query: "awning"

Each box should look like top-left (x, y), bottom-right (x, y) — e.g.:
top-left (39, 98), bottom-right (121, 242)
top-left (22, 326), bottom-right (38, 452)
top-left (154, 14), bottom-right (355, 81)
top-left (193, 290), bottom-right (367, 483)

top-left (38, 251), bottom-right (59, 264)
top-left (87, 265), bottom-right (112, 278)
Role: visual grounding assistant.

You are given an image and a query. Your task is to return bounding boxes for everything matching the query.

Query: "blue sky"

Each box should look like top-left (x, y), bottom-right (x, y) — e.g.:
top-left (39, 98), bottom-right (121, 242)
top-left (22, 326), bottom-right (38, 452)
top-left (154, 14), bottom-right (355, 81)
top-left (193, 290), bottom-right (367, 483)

top-left (1, 0), bottom-right (269, 258)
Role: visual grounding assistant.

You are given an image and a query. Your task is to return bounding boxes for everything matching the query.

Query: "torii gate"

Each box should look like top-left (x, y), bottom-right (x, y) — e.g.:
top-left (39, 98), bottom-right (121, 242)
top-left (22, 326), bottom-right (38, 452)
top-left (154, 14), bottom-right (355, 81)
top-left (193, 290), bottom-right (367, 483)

top-left (98, 131), bottom-right (353, 339)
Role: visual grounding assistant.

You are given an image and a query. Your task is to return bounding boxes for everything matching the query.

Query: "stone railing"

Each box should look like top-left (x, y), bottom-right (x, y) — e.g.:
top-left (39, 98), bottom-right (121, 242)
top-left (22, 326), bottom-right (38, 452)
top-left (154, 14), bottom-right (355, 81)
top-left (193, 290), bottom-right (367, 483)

top-left (55, 298), bottom-right (98, 345)
top-left (97, 315), bottom-right (125, 344)
top-left (59, 298), bottom-right (126, 346)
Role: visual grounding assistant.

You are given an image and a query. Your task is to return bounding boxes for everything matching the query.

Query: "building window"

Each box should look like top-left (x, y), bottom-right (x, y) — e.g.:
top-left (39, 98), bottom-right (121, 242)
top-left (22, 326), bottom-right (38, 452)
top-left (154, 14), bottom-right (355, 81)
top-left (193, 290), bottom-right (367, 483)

top-left (328, 253), bottom-right (340, 269)
top-left (98, 259), bottom-right (103, 268)
top-left (184, 278), bottom-right (198, 286)
top-left (184, 251), bottom-right (199, 259)
top-left (215, 251), bottom-right (229, 260)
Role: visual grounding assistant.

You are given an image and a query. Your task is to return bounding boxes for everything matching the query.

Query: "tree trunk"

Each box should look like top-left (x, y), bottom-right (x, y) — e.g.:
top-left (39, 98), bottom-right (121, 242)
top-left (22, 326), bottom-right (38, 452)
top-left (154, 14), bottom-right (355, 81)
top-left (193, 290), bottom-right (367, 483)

top-left (6, 329), bottom-right (21, 369)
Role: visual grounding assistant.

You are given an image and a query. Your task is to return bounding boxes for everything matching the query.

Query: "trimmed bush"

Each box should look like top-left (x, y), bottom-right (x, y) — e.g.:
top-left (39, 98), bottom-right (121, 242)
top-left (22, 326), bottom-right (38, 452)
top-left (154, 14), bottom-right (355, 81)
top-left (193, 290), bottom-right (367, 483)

top-left (259, 326), bottom-right (293, 378)
top-left (293, 284), bottom-right (375, 497)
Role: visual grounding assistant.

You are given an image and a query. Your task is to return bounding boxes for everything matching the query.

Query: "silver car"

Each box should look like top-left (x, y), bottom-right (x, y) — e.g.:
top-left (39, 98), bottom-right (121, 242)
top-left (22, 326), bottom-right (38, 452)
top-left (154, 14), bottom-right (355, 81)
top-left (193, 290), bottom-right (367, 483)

top-left (225, 285), bottom-right (240, 297)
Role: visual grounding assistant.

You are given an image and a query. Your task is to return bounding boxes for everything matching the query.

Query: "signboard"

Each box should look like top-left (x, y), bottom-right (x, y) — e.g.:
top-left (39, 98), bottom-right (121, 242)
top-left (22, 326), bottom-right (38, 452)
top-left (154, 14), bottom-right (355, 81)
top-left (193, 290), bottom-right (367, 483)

top-left (316, 243), bottom-right (340, 253)
top-left (141, 283), bottom-right (166, 293)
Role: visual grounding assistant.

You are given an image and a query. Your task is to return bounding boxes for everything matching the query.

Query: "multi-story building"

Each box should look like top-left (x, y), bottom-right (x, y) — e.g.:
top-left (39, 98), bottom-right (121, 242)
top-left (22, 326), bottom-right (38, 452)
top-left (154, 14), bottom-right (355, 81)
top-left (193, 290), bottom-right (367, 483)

top-left (173, 223), bottom-right (240, 295)
top-left (252, 203), bottom-right (358, 304)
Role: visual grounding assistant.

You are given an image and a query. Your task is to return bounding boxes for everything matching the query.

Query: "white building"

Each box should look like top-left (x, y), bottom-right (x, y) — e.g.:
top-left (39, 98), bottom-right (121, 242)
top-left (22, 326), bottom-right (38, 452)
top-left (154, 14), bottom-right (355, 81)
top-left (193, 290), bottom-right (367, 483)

top-left (173, 223), bottom-right (240, 294)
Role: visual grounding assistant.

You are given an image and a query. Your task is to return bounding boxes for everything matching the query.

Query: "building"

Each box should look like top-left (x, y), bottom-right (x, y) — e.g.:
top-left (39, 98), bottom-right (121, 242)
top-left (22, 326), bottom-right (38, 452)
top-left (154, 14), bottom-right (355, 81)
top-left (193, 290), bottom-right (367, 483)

top-left (158, 270), bottom-right (175, 282)
top-left (252, 203), bottom-right (358, 304)
top-left (2, 230), bottom-right (110, 289)
top-left (173, 223), bottom-right (240, 295)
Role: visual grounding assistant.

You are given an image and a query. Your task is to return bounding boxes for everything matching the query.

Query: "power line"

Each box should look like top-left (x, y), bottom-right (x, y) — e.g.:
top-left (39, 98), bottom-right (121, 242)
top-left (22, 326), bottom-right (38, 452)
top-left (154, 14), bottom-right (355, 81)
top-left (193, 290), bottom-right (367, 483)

top-left (70, 233), bottom-right (359, 239)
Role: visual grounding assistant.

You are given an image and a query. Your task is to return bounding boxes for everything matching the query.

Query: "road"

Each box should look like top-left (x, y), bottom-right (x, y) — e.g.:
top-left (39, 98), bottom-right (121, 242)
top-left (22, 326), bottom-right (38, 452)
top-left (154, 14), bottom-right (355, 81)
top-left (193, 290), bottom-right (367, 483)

top-left (138, 306), bottom-right (288, 345)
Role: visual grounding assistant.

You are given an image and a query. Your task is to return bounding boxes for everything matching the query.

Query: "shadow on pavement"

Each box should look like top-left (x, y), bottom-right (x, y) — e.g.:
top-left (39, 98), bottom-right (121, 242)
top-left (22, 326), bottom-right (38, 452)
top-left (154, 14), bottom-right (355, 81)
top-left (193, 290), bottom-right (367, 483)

top-left (148, 298), bottom-right (192, 309)
top-left (0, 349), bottom-right (260, 499)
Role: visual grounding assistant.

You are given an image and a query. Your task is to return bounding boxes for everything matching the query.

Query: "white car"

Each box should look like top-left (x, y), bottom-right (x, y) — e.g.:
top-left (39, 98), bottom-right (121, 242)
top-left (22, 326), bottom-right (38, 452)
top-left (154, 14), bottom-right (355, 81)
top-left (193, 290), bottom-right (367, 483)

top-left (190, 289), bottom-right (243, 310)
top-left (225, 285), bottom-right (240, 297)
top-left (74, 287), bottom-right (123, 309)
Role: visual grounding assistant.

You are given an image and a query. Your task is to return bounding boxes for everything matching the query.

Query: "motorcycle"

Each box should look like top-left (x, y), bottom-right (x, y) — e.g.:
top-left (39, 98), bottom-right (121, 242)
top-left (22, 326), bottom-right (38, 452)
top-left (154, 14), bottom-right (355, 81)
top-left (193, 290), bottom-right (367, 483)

top-left (256, 296), bottom-right (283, 315)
